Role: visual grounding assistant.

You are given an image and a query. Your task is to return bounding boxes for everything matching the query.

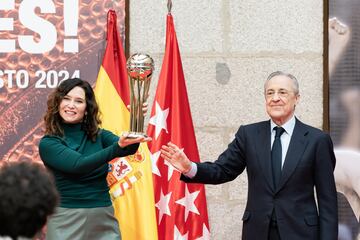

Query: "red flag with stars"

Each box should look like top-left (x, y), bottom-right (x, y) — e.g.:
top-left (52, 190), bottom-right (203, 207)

top-left (147, 13), bottom-right (210, 240)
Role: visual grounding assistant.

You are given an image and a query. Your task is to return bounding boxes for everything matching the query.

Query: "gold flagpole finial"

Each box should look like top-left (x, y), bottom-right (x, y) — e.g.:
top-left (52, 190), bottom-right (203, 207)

top-left (167, 0), bottom-right (172, 13)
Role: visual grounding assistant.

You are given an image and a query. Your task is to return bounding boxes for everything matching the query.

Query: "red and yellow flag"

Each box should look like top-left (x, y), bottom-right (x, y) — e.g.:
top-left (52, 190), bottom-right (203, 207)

top-left (147, 13), bottom-right (210, 240)
top-left (94, 10), bottom-right (157, 240)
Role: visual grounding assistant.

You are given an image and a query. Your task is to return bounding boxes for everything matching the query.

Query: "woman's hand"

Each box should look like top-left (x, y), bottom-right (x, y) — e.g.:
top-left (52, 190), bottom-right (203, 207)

top-left (118, 133), bottom-right (152, 148)
top-left (161, 142), bottom-right (192, 174)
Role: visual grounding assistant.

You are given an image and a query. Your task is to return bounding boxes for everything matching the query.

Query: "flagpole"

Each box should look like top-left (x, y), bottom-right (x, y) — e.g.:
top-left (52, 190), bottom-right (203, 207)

top-left (167, 0), bottom-right (172, 13)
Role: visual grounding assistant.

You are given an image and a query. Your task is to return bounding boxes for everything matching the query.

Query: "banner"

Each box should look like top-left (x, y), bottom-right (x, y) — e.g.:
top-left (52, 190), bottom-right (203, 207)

top-left (0, 1), bottom-right (126, 239)
top-left (0, 1), bottom-right (124, 163)
top-left (329, 2), bottom-right (360, 239)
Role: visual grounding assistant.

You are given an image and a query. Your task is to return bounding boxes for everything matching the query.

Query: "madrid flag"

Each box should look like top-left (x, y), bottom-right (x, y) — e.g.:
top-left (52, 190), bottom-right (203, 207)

top-left (147, 13), bottom-right (210, 240)
top-left (94, 10), bottom-right (157, 240)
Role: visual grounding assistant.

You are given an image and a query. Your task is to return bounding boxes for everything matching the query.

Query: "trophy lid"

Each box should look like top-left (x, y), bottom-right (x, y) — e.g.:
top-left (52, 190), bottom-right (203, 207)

top-left (127, 53), bottom-right (154, 80)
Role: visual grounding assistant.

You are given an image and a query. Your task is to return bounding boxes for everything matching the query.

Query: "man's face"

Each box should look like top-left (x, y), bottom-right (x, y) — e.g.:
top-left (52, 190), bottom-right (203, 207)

top-left (265, 75), bottom-right (300, 125)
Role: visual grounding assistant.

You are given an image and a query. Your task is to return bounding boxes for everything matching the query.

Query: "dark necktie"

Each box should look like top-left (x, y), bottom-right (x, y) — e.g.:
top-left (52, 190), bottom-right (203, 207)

top-left (271, 126), bottom-right (285, 189)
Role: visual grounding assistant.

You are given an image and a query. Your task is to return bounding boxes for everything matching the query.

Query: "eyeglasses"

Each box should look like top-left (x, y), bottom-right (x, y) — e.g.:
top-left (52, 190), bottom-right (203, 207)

top-left (265, 89), bottom-right (294, 99)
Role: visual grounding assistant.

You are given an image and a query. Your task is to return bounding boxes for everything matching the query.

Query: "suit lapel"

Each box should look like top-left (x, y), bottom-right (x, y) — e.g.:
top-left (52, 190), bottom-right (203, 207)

top-left (276, 119), bottom-right (309, 192)
top-left (254, 121), bottom-right (274, 191)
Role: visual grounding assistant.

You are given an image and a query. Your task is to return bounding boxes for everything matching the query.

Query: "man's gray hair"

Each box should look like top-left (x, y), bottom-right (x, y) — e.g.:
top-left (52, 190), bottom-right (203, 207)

top-left (264, 71), bottom-right (299, 95)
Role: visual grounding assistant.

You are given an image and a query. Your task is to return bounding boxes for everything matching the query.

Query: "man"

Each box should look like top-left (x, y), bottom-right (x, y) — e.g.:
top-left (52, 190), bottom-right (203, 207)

top-left (161, 71), bottom-right (338, 240)
top-left (0, 161), bottom-right (59, 240)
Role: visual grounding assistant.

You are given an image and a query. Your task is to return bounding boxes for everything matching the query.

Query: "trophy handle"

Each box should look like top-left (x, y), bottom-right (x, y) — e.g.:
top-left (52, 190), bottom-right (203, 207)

top-left (129, 76), bottom-right (137, 131)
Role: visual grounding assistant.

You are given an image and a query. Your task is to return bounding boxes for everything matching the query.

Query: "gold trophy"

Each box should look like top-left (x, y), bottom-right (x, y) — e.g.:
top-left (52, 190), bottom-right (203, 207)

top-left (126, 53), bottom-right (154, 138)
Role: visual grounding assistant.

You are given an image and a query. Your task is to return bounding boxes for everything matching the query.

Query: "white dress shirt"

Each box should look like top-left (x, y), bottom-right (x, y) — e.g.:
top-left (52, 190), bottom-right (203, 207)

top-left (270, 115), bottom-right (296, 168)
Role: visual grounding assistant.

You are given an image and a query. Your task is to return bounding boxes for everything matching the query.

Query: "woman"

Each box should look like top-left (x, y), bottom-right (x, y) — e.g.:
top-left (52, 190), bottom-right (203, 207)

top-left (38, 78), bottom-right (149, 240)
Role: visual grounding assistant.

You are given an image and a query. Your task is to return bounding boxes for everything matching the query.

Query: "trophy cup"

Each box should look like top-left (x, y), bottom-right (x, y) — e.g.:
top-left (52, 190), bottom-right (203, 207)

top-left (126, 53), bottom-right (154, 138)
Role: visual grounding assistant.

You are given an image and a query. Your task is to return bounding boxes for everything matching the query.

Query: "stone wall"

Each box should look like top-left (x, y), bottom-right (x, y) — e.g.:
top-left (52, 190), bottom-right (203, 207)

top-left (130, 0), bottom-right (324, 238)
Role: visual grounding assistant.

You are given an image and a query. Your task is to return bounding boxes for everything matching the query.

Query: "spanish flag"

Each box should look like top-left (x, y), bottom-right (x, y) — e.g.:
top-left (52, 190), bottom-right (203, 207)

top-left (94, 10), bottom-right (158, 240)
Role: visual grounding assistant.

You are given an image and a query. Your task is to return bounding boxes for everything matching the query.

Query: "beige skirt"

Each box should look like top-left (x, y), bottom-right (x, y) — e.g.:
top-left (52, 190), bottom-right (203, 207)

top-left (46, 206), bottom-right (121, 240)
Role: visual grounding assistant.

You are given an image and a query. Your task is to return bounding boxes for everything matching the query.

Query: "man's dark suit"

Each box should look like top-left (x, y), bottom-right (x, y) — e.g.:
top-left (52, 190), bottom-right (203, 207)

top-left (182, 118), bottom-right (338, 240)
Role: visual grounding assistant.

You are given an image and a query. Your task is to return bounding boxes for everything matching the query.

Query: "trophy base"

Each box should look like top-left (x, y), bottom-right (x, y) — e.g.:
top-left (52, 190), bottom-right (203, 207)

top-left (126, 132), bottom-right (149, 139)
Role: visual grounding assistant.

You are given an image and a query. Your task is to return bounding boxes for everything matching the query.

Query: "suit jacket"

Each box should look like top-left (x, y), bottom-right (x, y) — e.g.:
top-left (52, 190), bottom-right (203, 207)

top-left (182, 118), bottom-right (338, 240)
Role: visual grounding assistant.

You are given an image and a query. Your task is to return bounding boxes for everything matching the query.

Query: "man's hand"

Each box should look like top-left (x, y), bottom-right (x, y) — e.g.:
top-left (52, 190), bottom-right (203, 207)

top-left (118, 132), bottom-right (152, 148)
top-left (161, 142), bottom-right (192, 174)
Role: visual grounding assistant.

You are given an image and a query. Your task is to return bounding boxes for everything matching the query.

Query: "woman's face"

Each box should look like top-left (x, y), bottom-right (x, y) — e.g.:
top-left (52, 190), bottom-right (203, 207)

top-left (59, 86), bottom-right (87, 124)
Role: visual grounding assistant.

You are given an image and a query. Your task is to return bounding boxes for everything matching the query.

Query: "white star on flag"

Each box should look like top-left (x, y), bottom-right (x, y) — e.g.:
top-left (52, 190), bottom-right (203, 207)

top-left (155, 189), bottom-right (172, 224)
top-left (195, 224), bottom-right (210, 240)
top-left (175, 185), bottom-right (200, 221)
top-left (174, 225), bottom-right (188, 240)
top-left (150, 151), bottom-right (161, 177)
top-left (164, 157), bottom-right (177, 181)
top-left (149, 101), bottom-right (169, 139)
